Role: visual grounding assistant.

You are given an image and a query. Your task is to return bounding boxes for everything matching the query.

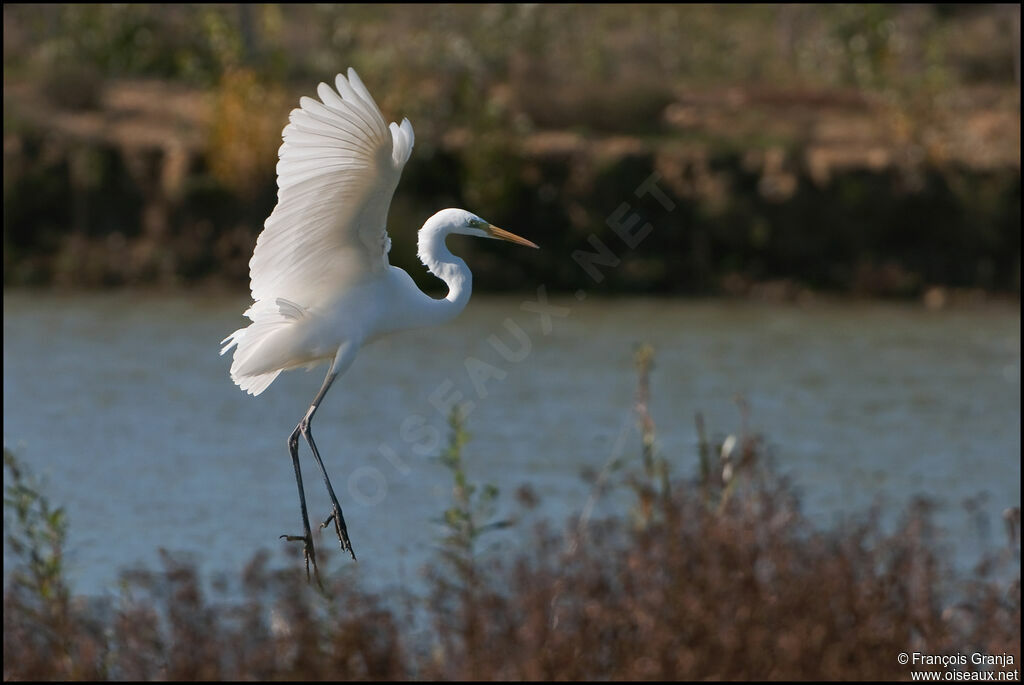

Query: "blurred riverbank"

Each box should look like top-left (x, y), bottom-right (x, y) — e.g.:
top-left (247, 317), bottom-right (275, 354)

top-left (3, 5), bottom-right (1020, 296)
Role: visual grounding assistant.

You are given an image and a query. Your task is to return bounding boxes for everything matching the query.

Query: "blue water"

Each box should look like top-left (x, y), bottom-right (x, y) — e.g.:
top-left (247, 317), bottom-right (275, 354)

top-left (3, 292), bottom-right (1020, 596)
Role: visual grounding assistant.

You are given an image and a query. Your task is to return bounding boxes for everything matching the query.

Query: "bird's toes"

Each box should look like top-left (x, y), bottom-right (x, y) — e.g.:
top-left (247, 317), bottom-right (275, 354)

top-left (320, 509), bottom-right (357, 560)
top-left (337, 526), bottom-right (357, 561)
top-left (280, 534), bottom-right (322, 584)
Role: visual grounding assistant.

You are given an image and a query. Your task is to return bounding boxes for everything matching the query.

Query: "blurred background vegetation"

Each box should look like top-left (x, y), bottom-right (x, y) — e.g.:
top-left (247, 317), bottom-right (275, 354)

top-left (3, 4), bottom-right (1020, 297)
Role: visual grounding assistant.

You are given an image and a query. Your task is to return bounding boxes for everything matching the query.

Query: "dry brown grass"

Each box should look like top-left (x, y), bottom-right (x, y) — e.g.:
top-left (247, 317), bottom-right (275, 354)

top-left (4, 450), bottom-right (1019, 680)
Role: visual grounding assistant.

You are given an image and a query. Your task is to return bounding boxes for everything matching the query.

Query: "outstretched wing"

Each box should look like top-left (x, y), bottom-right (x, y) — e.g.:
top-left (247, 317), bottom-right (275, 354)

top-left (248, 68), bottom-right (415, 307)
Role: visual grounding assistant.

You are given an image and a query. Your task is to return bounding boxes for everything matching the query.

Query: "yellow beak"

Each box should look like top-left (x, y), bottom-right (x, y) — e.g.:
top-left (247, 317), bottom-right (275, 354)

top-left (487, 224), bottom-right (539, 249)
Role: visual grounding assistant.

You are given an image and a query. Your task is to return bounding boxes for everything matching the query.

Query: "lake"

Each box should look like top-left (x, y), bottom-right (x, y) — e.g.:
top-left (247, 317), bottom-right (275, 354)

top-left (3, 292), bottom-right (1020, 596)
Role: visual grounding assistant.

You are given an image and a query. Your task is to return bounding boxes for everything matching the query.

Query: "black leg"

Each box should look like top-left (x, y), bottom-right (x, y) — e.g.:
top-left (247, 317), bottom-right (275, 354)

top-left (280, 424), bottom-right (322, 588)
top-left (298, 367), bottom-right (357, 560)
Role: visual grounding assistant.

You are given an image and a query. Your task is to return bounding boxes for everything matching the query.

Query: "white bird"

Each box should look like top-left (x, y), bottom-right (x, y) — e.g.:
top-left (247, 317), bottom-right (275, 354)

top-left (220, 68), bottom-right (538, 581)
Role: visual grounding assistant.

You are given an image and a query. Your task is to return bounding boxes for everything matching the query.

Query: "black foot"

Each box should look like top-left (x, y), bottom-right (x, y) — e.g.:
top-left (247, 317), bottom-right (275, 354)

top-left (280, 533), bottom-right (323, 587)
top-left (321, 507), bottom-right (357, 561)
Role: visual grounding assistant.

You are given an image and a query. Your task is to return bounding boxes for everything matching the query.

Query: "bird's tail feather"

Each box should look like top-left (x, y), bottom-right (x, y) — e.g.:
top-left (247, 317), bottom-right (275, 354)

top-left (220, 298), bottom-right (306, 396)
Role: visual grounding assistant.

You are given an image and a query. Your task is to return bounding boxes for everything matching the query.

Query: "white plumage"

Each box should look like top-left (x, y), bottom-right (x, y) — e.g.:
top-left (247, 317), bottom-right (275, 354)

top-left (218, 68), bottom-right (537, 576)
top-left (222, 70), bottom-right (413, 394)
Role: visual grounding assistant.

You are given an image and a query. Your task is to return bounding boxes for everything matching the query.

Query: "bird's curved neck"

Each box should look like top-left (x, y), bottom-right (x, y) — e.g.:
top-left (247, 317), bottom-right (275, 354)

top-left (417, 224), bottom-right (472, 326)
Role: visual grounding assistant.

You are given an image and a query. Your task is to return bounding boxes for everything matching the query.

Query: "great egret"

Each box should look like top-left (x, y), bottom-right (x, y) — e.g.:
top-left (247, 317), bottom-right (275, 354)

top-left (220, 68), bottom-right (538, 581)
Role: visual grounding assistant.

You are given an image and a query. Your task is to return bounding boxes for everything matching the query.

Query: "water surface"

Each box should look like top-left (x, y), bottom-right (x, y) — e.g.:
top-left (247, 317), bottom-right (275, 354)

top-left (3, 293), bottom-right (1020, 595)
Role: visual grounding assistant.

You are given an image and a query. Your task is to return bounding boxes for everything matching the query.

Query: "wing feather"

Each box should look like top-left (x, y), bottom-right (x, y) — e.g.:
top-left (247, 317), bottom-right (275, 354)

top-left (248, 68), bottom-right (414, 306)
